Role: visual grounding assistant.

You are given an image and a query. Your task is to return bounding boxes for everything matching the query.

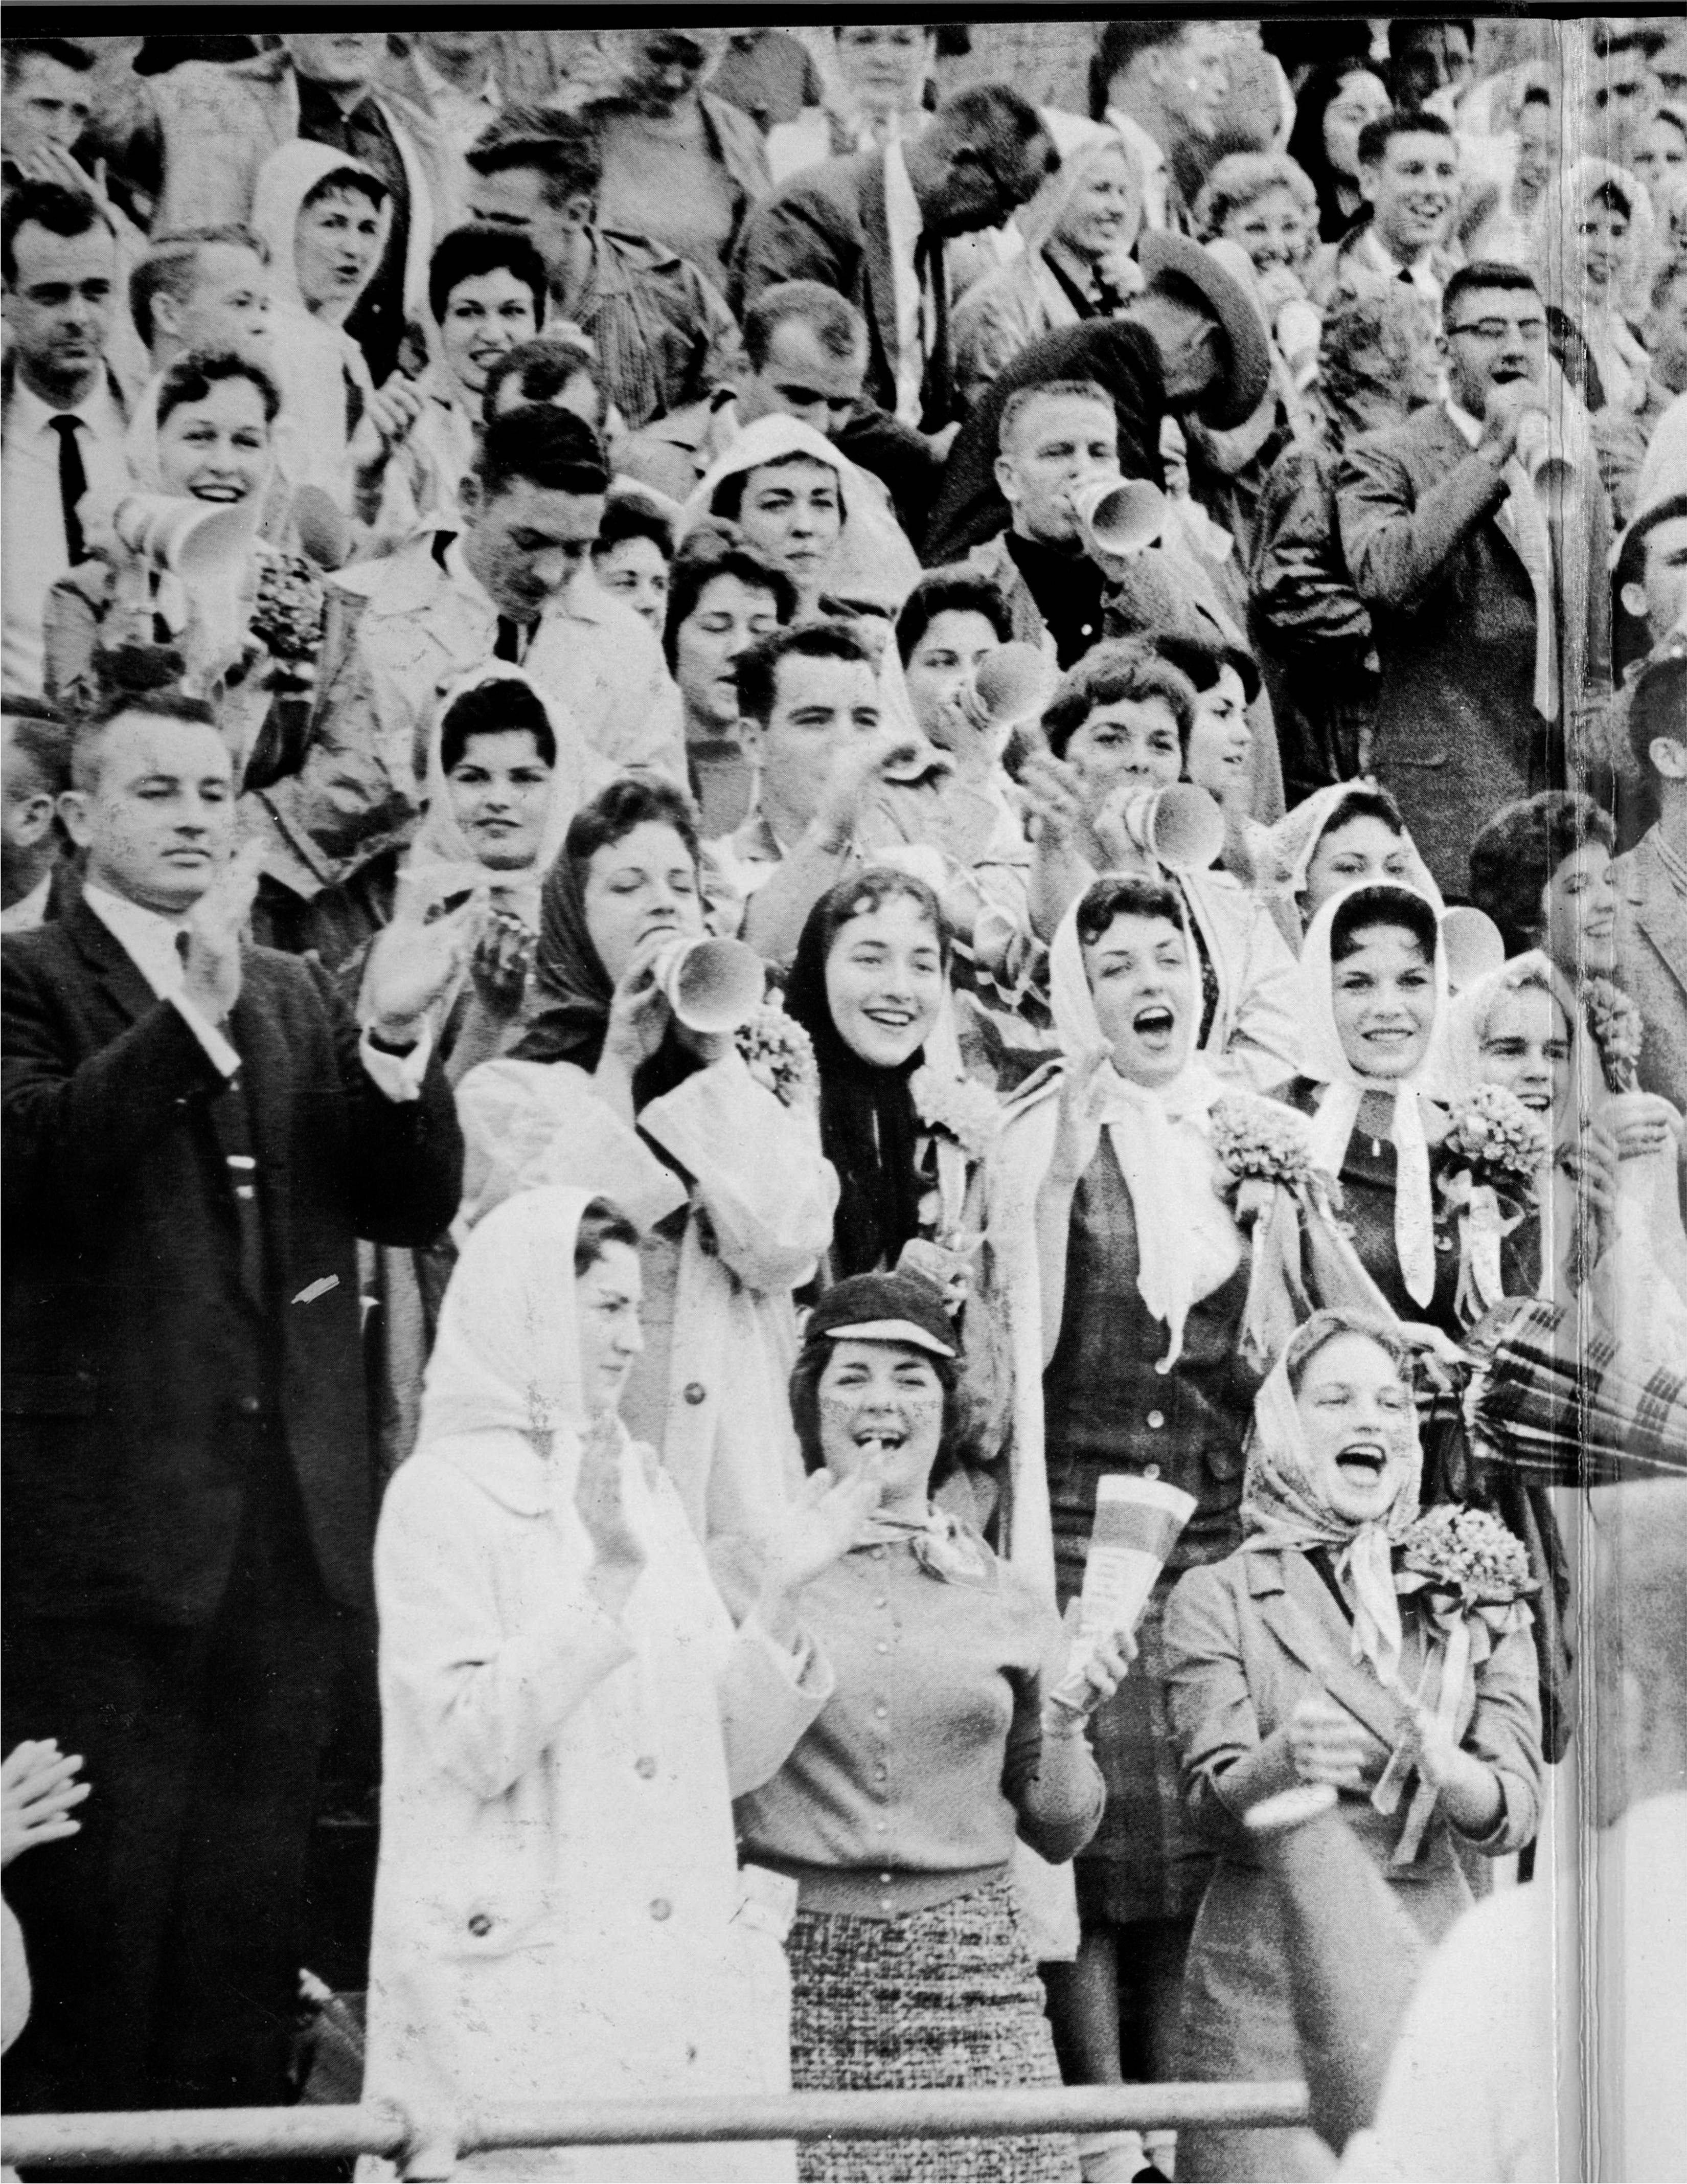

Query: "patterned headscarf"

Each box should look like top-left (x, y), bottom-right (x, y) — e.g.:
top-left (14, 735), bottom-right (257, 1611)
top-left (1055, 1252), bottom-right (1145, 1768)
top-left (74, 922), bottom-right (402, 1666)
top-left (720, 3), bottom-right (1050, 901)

top-left (1242, 1309), bottom-right (1422, 1684)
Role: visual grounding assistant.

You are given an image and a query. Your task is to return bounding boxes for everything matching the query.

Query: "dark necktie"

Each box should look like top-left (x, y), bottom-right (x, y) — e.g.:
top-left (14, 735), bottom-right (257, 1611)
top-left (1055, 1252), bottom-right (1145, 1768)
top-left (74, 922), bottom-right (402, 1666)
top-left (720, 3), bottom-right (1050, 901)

top-left (494, 617), bottom-right (524, 663)
top-left (50, 414), bottom-right (87, 566)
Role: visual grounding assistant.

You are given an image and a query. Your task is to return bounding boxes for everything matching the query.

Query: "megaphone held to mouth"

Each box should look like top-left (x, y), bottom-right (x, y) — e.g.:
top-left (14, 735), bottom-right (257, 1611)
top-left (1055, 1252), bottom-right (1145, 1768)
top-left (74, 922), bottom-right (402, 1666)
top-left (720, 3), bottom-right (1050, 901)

top-left (1070, 475), bottom-right (1167, 562)
top-left (1115, 782), bottom-right (1225, 874)
top-left (969, 642), bottom-right (1052, 731)
top-left (652, 936), bottom-right (765, 1035)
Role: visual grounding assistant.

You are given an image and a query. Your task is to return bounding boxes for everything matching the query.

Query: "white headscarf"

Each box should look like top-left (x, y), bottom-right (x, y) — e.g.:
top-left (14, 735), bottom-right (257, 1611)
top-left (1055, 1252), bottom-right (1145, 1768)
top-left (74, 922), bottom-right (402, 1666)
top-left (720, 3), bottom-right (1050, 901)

top-left (1298, 884), bottom-right (1449, 1309)
top-left (1014, 128), bottom-right (1145, 272)
top-left (406, 664), bottom-right (583, 932)
top-left (415, 1184), bottom-right (649, 1537)
top-left (1048, 886), bottom-right (1242, 1371)
top-left (1240, 1312), bottom-right (1422, 1686)
top-left (250, 139), bottom-right (393, 325)
top-left (680, 411), bottom-right (922, 616)
top-left (1259, 783), bottom-right (1443, 931)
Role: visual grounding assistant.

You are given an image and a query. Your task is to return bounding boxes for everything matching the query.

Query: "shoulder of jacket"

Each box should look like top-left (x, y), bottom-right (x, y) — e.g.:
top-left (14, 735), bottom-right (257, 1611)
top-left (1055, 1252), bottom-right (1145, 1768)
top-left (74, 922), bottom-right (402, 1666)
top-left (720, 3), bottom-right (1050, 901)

top-left (598, 227), bottom-right (686, 277)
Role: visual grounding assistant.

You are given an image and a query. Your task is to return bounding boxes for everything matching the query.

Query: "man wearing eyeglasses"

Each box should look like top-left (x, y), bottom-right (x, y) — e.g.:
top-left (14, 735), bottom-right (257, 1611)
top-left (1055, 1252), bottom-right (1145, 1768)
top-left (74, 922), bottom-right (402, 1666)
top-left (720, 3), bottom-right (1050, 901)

top-left (731, 82), bottom-right (1057, 437)
top-left (1338, 261), bottom-right (1613, 895)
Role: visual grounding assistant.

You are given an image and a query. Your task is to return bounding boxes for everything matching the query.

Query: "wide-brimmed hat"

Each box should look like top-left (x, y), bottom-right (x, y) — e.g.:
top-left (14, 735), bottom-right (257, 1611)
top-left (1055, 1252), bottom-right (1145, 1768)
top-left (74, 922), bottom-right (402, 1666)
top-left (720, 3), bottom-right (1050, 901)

top-left (1140, 232), bottom-right (1273, 432)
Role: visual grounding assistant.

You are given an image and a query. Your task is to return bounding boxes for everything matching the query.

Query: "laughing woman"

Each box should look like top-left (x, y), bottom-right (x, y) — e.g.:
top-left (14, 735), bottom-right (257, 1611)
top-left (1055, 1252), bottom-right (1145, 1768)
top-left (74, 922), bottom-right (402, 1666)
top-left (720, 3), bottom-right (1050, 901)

top-left (978, 875), bottom-right (1263, 2142)
top-left (1164, 1310), bottom-right (1542, 2183)
top-left (455, 775), bottom-right (838, 1544)
top-left (722, 1273), bottom-right (1127, 2184)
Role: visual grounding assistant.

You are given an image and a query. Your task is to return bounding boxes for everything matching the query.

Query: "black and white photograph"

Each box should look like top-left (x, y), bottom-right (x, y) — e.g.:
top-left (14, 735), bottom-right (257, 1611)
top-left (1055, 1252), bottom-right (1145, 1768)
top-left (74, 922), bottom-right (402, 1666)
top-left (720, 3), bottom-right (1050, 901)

top-left (1, 12), bottom-right (1684, 2180)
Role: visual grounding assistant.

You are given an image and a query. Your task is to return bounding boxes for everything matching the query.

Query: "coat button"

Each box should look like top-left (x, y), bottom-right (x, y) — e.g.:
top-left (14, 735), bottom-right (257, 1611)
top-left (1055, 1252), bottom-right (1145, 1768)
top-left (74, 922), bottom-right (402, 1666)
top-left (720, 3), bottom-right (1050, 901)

top-left (875, 1640), bottom-right (889, 1654)
top-left (874, 1597), bottom-right (887, 1609)
top-left (237, 1395), bottom-right (262, 1417)
top-left (1143, 1464), bottom-right (1160, 1481)
top-left (1146, 1410), bottom-right (1165, 1430)
top-left (635, 1756), bottom-right (657, 1780)
top-left (650, 1898), bottom-right (672, 1922)
top-left (874, 1705), bottom-right (888, 1720)
top-left (467, 1913), bottom-right (492, 1937)
top-left (683, 1382), bottom-right (706, 1405)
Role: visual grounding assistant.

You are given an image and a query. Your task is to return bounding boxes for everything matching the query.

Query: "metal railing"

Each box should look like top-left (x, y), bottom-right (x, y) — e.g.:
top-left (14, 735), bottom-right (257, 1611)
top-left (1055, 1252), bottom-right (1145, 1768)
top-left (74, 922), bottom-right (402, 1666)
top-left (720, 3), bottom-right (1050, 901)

top-left (3, 2081), bottom-right (1311, 2175)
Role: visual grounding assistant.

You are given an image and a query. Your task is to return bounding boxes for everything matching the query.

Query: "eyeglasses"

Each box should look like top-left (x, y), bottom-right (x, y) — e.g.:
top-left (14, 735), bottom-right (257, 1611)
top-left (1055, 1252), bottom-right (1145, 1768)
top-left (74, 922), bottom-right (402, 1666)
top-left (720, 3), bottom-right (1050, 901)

top-left (1447, 317), bottom-right (1548, 342)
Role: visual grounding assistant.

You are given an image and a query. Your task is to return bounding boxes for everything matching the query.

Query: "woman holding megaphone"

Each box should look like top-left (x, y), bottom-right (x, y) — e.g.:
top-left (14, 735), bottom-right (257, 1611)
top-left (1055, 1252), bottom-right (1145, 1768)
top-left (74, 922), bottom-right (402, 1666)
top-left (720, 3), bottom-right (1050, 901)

top-left (455, 775), bottom-right (839, 1550)
top-left (44, 347), bottom-right (323, 782)
top-left (1021, 640), bottom-right (1303, 1095)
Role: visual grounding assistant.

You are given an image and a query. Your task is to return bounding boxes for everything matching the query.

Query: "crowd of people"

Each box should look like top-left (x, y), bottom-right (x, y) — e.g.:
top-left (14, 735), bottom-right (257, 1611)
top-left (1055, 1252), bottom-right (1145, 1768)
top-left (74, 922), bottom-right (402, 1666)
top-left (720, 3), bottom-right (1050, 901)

top-left (2, 18), bottom-right (1685, 2184)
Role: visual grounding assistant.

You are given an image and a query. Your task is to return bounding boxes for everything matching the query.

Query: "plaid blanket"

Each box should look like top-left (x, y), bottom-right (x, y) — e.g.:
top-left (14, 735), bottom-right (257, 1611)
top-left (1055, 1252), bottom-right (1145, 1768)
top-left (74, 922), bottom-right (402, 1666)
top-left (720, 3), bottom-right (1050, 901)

top-left (1464, 1297), bottom-right (1687, 1481)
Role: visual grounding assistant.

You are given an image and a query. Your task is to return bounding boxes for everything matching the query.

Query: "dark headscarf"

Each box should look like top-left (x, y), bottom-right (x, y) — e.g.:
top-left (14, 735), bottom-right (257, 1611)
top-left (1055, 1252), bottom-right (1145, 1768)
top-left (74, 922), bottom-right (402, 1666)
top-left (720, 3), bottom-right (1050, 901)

top-left (1286, 59), bottom-right (1387, 244)
top-left (511, 796), bottom-right (705, 1112)
top-left (782, 870), bottom-right (948, 1279)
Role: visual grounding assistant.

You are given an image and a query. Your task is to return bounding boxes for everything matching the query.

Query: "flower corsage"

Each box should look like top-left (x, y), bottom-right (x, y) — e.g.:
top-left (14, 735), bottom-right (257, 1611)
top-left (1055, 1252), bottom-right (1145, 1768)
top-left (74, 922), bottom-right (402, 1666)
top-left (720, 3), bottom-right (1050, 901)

top-left (1439, 1086), bottom-right (1547, 1326)
top-left (1374, 1504), bottom-right (1537, 1861)
top-left (910, 1062), bottom-right (1002, 1240)
top-left (735, 1000), bottom-right (818, 1109)
top-left (1207, 1094), bottom-right (1374, 1370)
top-left (1584, 976), bottom-right (1643, 1094)
top-left (249, 551), bottom-right (326, 695)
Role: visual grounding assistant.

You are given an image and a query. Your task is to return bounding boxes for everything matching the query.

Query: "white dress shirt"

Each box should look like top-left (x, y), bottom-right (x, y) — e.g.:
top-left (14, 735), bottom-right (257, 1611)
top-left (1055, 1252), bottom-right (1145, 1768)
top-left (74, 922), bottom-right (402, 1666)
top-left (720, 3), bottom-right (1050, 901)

top-left (1, 870), bottom-right (54, 935)
top-left (1106, 108), bottom-right (1172, 232)
top-left (1348, 225), bottom-right (1445, 304)
top-left (81, 879), bottom-right (428, 1099)
top-left (2, 371), bottom-right (130, 699)
top-left (884, 141), bottom-right (931, 429)
top-left (411, 49), bottom-right (501, 156)
top-left (442, 535), bottom-right (533, 661)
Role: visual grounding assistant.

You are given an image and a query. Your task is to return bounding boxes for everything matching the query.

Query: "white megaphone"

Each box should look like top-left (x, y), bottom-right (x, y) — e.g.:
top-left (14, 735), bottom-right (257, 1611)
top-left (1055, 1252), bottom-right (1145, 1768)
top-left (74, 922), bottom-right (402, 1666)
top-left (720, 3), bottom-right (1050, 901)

top-left (1440, 903), bottom-right (1507, 994)
top-left (652, 936), bottom-right (765, 1035)
top-left (1116, 782), bottom-right (1225, 873)
top-left (113, 493), bottom-right (256, 580)
top-left (1071, 475), bottom-right (1167, 561)
top-left (969, 642), bottom-right (1052, 731)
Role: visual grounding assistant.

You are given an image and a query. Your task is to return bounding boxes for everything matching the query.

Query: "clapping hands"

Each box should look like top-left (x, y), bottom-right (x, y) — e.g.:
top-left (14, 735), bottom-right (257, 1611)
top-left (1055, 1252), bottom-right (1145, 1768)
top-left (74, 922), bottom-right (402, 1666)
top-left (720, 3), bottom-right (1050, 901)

top-left (363, 885), bottom-right (484, 1046)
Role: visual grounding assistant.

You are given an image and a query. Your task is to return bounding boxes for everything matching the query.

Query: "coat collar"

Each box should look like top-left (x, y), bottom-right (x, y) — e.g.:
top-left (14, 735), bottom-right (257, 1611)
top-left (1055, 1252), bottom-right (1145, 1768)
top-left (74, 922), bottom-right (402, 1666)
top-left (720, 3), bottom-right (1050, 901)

top-left (62, 891), bottom-right (162, 1029)
top-left (1244, 1545), bottom-right (1420, 1753)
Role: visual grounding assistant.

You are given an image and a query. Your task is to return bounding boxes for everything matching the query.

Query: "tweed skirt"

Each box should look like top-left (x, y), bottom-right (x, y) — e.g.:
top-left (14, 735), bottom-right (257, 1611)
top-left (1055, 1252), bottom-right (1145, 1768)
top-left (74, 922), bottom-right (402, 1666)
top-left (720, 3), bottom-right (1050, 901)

top-left (787, 1872), bottom-right (1079, 2184)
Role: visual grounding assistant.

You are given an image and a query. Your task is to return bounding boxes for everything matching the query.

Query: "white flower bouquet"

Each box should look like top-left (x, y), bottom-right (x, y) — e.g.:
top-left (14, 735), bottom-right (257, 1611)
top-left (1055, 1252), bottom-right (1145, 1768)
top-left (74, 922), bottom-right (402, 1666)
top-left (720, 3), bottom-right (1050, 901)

top-left (735, 1002), bottom-right (817, 1109)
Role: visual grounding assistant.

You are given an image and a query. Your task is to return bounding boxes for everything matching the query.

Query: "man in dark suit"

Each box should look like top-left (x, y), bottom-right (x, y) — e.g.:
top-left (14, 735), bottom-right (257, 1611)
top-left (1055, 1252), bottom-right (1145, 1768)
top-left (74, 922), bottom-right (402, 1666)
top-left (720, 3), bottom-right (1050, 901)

top-left (1338, 261), bottom-right (1612, 897)
top-left (731, 82), bottom-right (1055, 435)
top-left (2, 689), bottom-right (468, 2126)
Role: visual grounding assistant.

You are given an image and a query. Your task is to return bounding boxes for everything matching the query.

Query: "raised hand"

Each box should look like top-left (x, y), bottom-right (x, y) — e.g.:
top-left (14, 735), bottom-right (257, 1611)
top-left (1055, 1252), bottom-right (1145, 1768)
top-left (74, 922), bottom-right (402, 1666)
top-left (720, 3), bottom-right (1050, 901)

top-left (1018, 751), bottom-right (1091, 855)
top-left (1050, 1042), bottom-right (1111, 1189)
top-left (758, 1460), bottom-right (886, 1614)
top-left (1042, 1597), bottom-right (1136, 1725)
top-left (897, 1232), bottom-right (980, 1316)
top-left (2, 1740), bottom-right (89, 1868)
top-left (1477, 379), bottom-right (1547, 468)
top-left (575, 1411), bottom-right (648, 1622)
top-left (363, 889), bottom-right (483, 1045)
top-left (470, 904), bottom-right (537, 1018)
top-left (815, 727), bottom-right (930, 845)
top-left (1601, 1091), bottom-right (1682, 1164)
top-left (601, 930), bottom-right (676, 1074)
top-left (180, 837), bottom-right (268, 1027)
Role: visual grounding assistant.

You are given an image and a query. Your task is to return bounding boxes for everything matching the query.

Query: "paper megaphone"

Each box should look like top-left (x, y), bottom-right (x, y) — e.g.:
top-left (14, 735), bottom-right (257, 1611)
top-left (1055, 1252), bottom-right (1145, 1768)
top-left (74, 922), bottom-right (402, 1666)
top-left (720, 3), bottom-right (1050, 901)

top-left (969, 642), bottom-right (1052, 729)
top-left (652, 936), bottom-right (765, 1035)
top-left (1070, 475), bottom-right (1167, 561)
top-left (113, 493), bottom-right (256, 582)
top-left (1116, 782), bottom-right (1225, 873)
top-left (1440, 904), bottom-right (1507, 994)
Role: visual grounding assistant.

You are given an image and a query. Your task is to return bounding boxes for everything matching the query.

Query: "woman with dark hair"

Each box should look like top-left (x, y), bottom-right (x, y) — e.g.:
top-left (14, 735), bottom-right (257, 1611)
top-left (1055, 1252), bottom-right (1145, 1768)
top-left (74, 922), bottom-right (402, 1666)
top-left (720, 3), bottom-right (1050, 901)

top-left (663, 522), bottom-right (797, 836)
top-left (364, 1185), bottom-right (866, 2181)
top-left (782, 867), bottom-right (956, 1288)
top-left (1255, 780), bottom-right (1437, 948)
top-left (44, 347), bottom-right (313, 771)
top-left (1284, 59), bottom-right (1392, 243)
top-left (1164, 1308), bottom-right (1542, 2183)
top-left (1250, 286), bottom-right (1442, 802)
top-left (455, 774), bottom-right (838, 1543)
top-left (978, 873), bottom-right (1263, 2155)
top-left (1467, 790), bottom-right (1618, 981)
top-left (721, 1271), bottom-right (1127, 2184)
top-left (1281, 883), bottom-right (1460, 1331)
top-left (1025, 640), bottom-right (1303, 1094)
top-left (592, 490), bottom-right (676, 633)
